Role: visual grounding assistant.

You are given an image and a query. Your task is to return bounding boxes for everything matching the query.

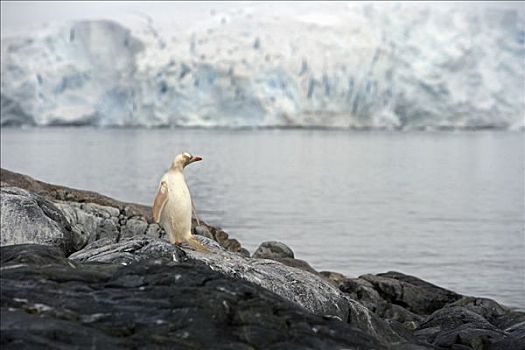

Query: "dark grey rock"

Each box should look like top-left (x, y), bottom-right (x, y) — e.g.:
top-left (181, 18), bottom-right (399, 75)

top-left (64, 234), bottom-right (410, 345)
top-left (0, 187), bottom-right (78, 255)
top-left (489, 321), bottom-right (525, 350)
top-left (3, 168), bottom-right (524, 349)
top-left (253, 241), bottom-right (295, 259)
top-left (55, 201), bottom-right (120, 247)
top-left (144, 223), bottom-right (163, 238)
top-left (274, 257), bottom-right (318, 275)
top-left (342, 275), bottom-right (424, 330)
top-left (69, 236), bottom-right (188, 264)
top-left (239, 248), bottom-right (251, 257)
top-left (446, 296), bottom-right (523, 329)
top-left (1, 168), bottom-right (251, 254)
top-left (415, 306), bottom-right (509, 347)
top-left (361, 271), bottom-right (462, 315)
top-left (194, 225), bottom-right (214, 239)
top-left (1, 244), bottom-right (386, 350)
top-left (121, 217), bottom-right (148, 238)
top-left (0, 244), bottom-right (72, 267)
top-left (320, 270), bottom-right (348, 286)
top-left (72, 236), bottom-right (349, 320)
top-left (1, 168), bottom-right (151, 220)
top-left (346, 298), bottom-right (407, 345)
top-left (340, 276), bottom-right (387, 312)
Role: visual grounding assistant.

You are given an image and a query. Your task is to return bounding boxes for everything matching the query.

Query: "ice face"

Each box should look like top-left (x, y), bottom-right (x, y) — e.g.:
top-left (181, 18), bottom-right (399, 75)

top-left (1, 3), bottom-right (524, 129)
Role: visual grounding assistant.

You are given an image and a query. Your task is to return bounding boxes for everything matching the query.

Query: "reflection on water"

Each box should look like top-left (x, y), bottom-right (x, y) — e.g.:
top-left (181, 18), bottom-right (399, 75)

top-left (1, 127), bottom-right (524, 309)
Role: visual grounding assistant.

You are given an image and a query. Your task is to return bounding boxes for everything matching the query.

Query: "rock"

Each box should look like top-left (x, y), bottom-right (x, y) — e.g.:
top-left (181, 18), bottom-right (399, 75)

top-left (274, 257), bottom-right (318, 275)
top-left (121, 217), bottom-right (148, 239)
top-left (66, 234), bottom-right (410, 345)
top-left (320, 270), bottom-right (348, 286)
top-left (0, 187), bottom-right (78, 255)
top-left (239, 248), bottom-right (250, 257)
top-left (144, 223), bottom-right (163, 238)
top-left (72, 236), bottom-right (349, 320)
top-left (340, 277), bottom-right (387, 312)
top-left (360, 271), bottom-right (462, 315)
top-left (193, 225), bottom-right (214, 239)
top-left (253, 241), bottom-right (294, 259)
top-left (3, 168), bottom-right (524, 348)
top-left (490, 321), bottom-right (525, 350)
top-left (346, 298), bottom-right (408, 345)
top-left (445, 296), bottom-right (522, 329)
top-left (69, 236), bottom-right (188, 264)
top-left (0, 244), bottom-right (71, 267)
top-left (55, 201), bottom-right (120, 247)
top-left (0, 168), bottom-right (151, 220)
top-left (213, 229), bottom-right (229, 243)
top-left (1, 244), bottom-right (386, 350)
top-left (414, 306), bottom-right (510, 348)
top-left (1, 168), bottom-right (250, 253)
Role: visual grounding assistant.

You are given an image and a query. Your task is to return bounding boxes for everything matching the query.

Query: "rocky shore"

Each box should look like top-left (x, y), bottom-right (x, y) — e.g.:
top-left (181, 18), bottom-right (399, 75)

top-left (1, 168), bottom-right (523, 349)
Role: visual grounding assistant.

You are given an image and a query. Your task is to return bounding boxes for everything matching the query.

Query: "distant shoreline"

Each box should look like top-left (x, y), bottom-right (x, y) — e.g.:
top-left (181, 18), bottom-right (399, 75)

top-left (1, 124), bottom-right (523, 132)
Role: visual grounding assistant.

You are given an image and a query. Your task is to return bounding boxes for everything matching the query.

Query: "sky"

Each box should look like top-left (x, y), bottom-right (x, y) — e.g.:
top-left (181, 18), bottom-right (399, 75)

top-left (2, 1), bottom-right (523, 38)
top-left (1, 1), bottom-right (250, 36)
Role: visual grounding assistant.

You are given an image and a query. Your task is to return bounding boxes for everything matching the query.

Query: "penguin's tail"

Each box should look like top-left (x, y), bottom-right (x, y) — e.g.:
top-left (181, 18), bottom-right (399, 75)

top-left (185, 236), bottom-right (210, 253)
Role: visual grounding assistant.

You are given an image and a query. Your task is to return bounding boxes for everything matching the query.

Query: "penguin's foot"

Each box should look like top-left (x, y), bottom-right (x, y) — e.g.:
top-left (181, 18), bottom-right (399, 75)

top-left (185, 237), bottom-right (210, 253)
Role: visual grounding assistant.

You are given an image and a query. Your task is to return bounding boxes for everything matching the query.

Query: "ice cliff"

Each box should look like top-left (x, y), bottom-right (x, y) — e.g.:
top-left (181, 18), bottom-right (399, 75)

top-left (1, 3), bottom-right (524, 129)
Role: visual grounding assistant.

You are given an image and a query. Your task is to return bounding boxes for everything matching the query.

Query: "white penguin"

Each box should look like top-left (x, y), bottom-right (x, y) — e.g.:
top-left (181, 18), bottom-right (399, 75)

top-left (152, 152), bottom-right (208, 252)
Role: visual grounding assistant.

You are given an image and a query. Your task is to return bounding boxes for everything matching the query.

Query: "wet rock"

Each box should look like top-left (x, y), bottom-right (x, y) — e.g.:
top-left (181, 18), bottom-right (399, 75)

top-left (1, 244), bottom-right (386, 350)
top-left (0, 187), bottom-right (77, 255)
top-left (320, 270), bottom-right (348, 286)
top-left (214, 229), bottom-right (229, 243)
top-left (73, 236), bottom-right (349, 320)
top-left (490, 321), bottom-right (525, 350)
top-left (144, 223), bottom-right (163, 238)
top-left (347, 298), bottom-right (408, 345)
top-left (69, 236), bottom-right (188, 264)
top-left (193, 225), bottom-right (214, 239)
top-left (67, 236), bottom-right (408, 344)
top-left (239, 248), bottom-right (250, 257)
top-left (55, 201), bottom-right (120, 247)
top-left (221, 238), bottom-right (242, 252)
top-left (0, 244), bottom-right (71, 267)
top-left (3, 168), bottom-right (524, 348)
top-left (445, 296), bottom-right (522, 329)
top-left (253, 241), bottom-right (295, 259)
top-left (121, 217), bottom-right (148, 239)
top-left (1, 168), bottom-right (250, 253)
top-left (414, 306), bottom-right (510, 348)
top-left (274, 257), bottom-right (318, 275)
top-left (340, 277), bottom-right (386, 311)
top-left (360, 271), bottom-right (462, 315)
top-left (0, 168), bottom-right (151, 220)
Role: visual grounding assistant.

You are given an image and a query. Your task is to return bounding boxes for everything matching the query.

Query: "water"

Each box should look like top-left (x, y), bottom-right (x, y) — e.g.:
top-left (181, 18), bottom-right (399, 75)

top-left (1, 127), bottom-right (524, 309)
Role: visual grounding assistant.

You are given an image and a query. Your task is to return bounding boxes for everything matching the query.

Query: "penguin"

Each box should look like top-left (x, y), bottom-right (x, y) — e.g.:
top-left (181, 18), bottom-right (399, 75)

top-left (152, 152), bottom-right (209, 252)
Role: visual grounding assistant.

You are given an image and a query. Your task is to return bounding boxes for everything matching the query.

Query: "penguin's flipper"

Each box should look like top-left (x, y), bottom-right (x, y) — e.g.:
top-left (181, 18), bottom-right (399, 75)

top-left (152, 181), bottom-right (168, 223)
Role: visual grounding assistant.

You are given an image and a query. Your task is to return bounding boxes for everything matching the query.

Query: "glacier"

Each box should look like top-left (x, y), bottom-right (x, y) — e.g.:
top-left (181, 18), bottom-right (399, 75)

top-left (1, 2), bottom-right (524, 129)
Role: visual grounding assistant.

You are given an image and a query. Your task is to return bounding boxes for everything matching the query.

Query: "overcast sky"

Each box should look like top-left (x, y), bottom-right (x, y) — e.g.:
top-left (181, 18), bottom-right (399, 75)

top-left (1, 1), bottom-right (253, 36)
top-left (2, 1), bottom-right (523, 37)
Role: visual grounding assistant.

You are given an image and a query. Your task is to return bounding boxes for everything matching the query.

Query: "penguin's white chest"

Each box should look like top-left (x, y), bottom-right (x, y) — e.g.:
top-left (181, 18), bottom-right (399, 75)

top-left (159, 174), bottom-right (192, 243)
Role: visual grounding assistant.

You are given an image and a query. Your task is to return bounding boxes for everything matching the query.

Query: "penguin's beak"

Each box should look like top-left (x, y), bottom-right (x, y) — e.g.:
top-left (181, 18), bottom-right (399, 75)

top-left (189, 156), bottom-right (202, 164)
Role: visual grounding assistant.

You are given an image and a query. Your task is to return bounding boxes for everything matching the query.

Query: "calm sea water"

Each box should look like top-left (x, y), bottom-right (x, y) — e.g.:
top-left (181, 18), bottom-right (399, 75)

top-left (1, 127), bottom-right (524, 309)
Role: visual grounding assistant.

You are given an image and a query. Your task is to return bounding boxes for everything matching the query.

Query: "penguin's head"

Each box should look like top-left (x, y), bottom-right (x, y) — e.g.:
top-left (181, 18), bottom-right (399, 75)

top-left (172, 152), bottom-right (202, 170)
